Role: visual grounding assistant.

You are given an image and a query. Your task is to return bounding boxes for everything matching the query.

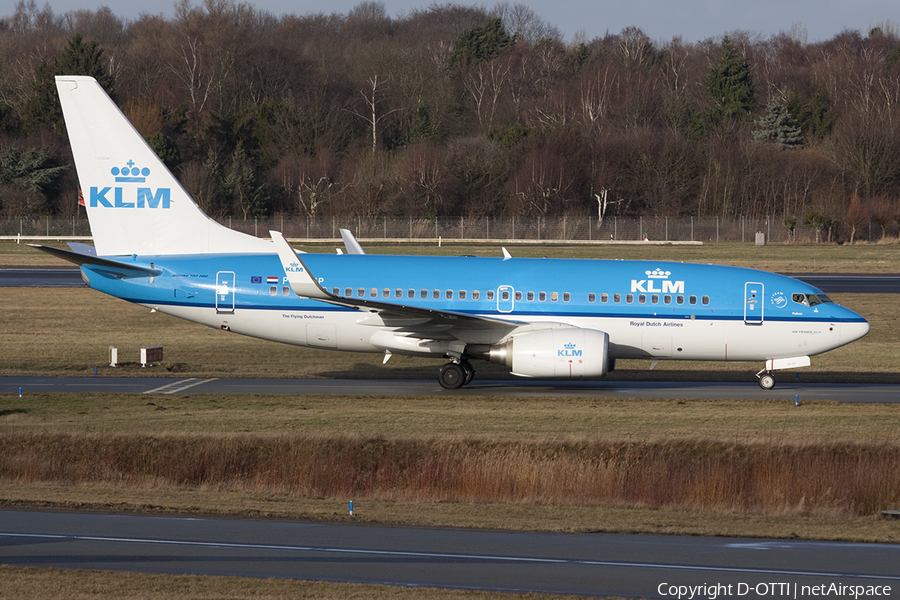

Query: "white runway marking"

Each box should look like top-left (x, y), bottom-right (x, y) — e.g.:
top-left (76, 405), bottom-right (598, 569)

top-left (143, 378), bottom-right (217, 394)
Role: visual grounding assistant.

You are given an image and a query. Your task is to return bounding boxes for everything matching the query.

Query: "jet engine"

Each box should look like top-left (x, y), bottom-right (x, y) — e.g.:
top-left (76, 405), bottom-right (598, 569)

top-left (471, 328), bottom-right (610, 378)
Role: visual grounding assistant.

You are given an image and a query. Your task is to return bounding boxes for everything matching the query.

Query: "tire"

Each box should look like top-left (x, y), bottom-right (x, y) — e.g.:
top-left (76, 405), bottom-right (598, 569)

top-left (461, 360), bottom-right (475, 386)
top-left (758, 373), bottom-right (776, 390)
top-left (438, 362), bottom-right (465, 389)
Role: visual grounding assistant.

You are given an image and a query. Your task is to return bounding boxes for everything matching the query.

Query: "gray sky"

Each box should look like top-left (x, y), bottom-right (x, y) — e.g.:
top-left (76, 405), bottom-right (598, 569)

top-left (16, 0), bottom-right (899, 43)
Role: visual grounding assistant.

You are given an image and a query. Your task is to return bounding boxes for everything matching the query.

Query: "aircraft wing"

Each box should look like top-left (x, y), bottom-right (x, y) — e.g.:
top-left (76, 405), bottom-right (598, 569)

top-left (29, 244), bottom-right (162, 278)
top-left (270, 231), bottom-right (522, 334)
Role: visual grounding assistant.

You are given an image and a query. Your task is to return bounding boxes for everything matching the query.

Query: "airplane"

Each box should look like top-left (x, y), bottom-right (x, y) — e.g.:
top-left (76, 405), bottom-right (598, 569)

top-left (34, 75), bottom-right (870, 391)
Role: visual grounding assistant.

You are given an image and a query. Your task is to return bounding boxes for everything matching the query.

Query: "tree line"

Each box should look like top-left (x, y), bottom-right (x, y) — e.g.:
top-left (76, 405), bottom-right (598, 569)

top-left (1, 0), bottom-right (899, 241)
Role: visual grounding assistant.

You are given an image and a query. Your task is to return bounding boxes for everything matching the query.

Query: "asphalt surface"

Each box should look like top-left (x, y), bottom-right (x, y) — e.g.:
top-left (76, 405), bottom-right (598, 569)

top-left (2, 267), bottom-right (900, 293)
top-left (3, 375), bottom-right (899, 402)
top-left (1, 510), bottom-right (898, 598)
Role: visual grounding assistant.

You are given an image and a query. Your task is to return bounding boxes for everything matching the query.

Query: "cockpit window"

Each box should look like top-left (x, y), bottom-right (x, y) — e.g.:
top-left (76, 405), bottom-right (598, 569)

top-left (792, 293), bottom-right (833, 307)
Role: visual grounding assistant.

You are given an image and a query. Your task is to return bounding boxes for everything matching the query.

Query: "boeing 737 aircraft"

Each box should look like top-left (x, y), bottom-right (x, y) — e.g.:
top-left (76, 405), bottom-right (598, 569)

top-left (35, 76), bottom-right (870, 390)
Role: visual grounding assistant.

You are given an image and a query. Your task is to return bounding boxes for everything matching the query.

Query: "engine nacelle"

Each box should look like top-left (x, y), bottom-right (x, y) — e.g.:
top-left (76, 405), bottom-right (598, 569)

top-left (484, 328), bottom-right (610, 379)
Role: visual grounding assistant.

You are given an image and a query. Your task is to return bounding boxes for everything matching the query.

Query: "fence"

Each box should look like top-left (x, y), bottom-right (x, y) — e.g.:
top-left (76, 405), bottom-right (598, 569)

top-left (0, 215), bottom-right (877, 244)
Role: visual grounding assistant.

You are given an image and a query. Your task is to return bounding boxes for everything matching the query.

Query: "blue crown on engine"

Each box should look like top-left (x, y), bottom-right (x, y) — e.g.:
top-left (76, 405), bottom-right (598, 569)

top-left (112, 160), bottom-right (150, 183)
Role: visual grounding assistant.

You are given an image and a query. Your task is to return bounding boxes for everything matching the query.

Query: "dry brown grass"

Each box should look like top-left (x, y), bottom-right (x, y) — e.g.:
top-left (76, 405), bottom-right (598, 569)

top-left (1, 433), bottom-right (897, 517)
top-left (0, 565), bottom-right (587, 600)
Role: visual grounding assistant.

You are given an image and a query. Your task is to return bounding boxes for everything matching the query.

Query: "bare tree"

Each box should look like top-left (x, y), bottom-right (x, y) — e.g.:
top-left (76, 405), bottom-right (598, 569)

top-left (350, 74), bottom-right (403, 153)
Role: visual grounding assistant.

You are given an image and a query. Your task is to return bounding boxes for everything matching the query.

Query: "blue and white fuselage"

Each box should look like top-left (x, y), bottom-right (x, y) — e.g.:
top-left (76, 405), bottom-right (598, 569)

top-left (41, 75), bottom-right (869, 390)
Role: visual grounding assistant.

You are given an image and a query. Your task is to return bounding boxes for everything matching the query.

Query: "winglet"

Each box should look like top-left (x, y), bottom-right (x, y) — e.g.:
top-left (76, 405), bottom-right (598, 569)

top-left (502, 247), bottom-right (512, 261)
top-left (270, 231), bottom-right (330, 300)
top-left (340, 229), bottom-right (366, 255)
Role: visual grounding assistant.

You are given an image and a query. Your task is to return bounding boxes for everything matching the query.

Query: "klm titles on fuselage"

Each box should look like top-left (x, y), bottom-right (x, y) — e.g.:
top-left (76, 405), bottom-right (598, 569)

top-left (630, 269), bottom-right (685, 294)
top-left (89, 161), bottom-right (170, 209)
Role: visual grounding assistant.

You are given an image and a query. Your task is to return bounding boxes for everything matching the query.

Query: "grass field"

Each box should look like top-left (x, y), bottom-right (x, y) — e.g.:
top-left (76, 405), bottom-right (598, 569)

top-left (0, 288), bottom-right (894, 380)
top-left (4, 238), bottom-right (900, 271)
top-left (2, 239), bottom-right (899, 598)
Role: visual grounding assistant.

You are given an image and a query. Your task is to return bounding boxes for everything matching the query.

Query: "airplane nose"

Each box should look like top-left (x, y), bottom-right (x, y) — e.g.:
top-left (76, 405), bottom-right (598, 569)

top-left (840, 319), bottom-right (870, 345)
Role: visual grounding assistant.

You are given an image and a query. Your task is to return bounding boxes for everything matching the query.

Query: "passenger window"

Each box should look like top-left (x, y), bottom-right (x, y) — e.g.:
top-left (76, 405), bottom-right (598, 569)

top-left (408, 289), bottom-right (415, 298)
top-left (357, 288), bottom-right (365, 297)
top-left (588, 293), bottom-right (595, 303)
top-left (269, 286), bottom-right (277, 296)
top-left (689, 295), bottom-right (697, 305)
top-left (539, 292), bottom-right (546, 301)
top-left (663, 295), bottom-right (671, 304)
top-left (601, 293), bottom-right (608, 303)
top-left (472, 290), bottom-right (480, 300)
top-left (395, 289), bottom-right (402, 298)
top-left (626, 294), bottom-right (634, 303)
top-left (613, 293), bottom-right (621, 303)
top-left (551, 292), bottom-right (558, 302)
top-left (638, 294), bottom-right (646, 304)
top-left (420, 289), bottom-right (427, 299)
top-left (702, 295), bottom-right (710, 305)
top-left (515, 291), bottom-right (522, 301)
top-left (332, 287), bottom-right (339, 295)
top-left (383, 288), bottom-right (390, 298)
top-left (651, 294), bottom-right (658, 304)
top-left (345, 287), bottom-right (352, 297)
top-left (487, 290), bottom-right (495, 300)
top-left (370, 288), bottom-right (377, 298)
top-left (446, 290), bottom-right (453, 299)
top-left (433, 289), bottom-right (440, 299)
top-left (563, 292), bottom-right (570, 302)
top-left (283, 286), bottom-right (290, 296)
top-left (501, 290), bottom-right (510, 301)
top-left (527, 291), bottom-right (535, 301)
top-left (459, 290), bottom-right (466, 300)
top-left (676, 295), bottom-right (684, 305)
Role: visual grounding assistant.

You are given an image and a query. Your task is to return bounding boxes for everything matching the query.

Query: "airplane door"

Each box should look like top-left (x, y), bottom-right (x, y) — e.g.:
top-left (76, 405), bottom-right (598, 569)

top-left (497, 285), bottom-right (515, 313)
top-left (216, 271), bottom-right (235, 314)
top-left (744, 282), bottom-right (763, 325)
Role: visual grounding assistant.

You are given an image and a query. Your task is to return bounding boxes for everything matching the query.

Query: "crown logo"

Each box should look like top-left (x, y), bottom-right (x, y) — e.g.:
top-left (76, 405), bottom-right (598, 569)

top-left (111, 160), bottom-right (150, 183)
top-left (564, 342), bottom-right (576, 349)
top-left (646, 268), bottom-right (671, 279)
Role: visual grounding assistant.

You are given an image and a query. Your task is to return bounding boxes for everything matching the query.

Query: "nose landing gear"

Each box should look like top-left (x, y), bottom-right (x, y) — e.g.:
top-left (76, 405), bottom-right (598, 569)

top-left (756, 370), bottom-right (776, 390)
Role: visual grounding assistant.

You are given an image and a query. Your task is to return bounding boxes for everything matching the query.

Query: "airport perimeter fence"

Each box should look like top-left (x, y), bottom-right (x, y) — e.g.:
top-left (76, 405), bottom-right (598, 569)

top-left (0, 215), bottom-right (878, 244)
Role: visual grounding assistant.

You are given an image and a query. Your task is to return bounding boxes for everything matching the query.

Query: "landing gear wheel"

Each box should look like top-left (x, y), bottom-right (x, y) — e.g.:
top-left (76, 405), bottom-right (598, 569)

top-left (758, 372), bottom-right (776, 390)
top-left (460, 360), bottom-right (475, 386)
top-left (438, 362), bottom-right (465, 390)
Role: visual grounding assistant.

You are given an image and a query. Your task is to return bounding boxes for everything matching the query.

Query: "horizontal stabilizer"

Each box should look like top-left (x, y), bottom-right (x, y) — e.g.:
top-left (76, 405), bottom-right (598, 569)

top-left (29, 244), bottom-right (161, 277)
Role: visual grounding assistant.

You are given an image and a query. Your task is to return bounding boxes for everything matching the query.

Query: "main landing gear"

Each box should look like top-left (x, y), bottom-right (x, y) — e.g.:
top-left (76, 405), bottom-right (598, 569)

top-left (438, 360), bottom-right (475, 390)
top-left (756, 370), bottom-right (776, 390)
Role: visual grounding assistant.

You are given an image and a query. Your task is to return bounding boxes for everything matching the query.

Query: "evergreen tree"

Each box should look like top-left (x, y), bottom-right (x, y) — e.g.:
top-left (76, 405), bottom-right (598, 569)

top-left (753, 101), bottom-right (804, 148)
top-left (409, 105), bottom-right (434, 142)
top-left (701, 36), bottom-right (755, 122)
top-left (787, 91), bottom-right (834, 140)
top-left (448, 17), bottom-right (514, 70)
top-left (21, 34), bottom-right (116, 133)
top-left (0, 146), bottom-right (68, 196)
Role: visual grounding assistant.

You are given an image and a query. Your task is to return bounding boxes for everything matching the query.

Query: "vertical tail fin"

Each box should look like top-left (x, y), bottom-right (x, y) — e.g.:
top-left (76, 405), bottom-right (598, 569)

top-left (56, 76), bottom-right (271, 256)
